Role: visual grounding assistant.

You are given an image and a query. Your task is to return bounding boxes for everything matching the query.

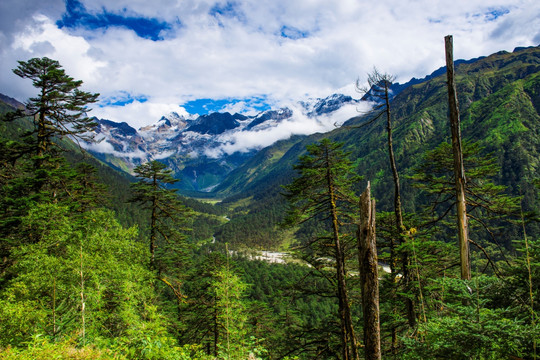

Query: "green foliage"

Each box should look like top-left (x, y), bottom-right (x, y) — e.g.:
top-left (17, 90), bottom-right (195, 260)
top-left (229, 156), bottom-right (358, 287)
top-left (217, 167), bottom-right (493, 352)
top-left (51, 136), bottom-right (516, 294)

top-left (213, 259), bottom-right (251, 359)
top-left (201, 47), bottom-right (540, 238)
top-left (0, 204), bottom-right (162, 347)
top-left (283, 139), bottom-right (362, 359)
top-left (0, 298), bottom-right (47, 347)
top-left (130, 160), bottom-right (194, 273)
top-left (283, 139), bottom-right (358, 266)
top-left (12, 57), bottom-right (99, 156)
top-left (0, 336), bottom-right (125, 360)
top-left (236, 257), bottom-right (339, 359)
top-left (402, 276), bottom-right (536, 360)
top-left (283, 139), bottom-right (360, 224)
top-left (411, 140), bottom-right (521, 258)
top-left (215, 199), bottom-right (285, 249)
top-left (178, 250), bottom-right (270, 359)
top-left (1, 48), bottom-right (539, 360)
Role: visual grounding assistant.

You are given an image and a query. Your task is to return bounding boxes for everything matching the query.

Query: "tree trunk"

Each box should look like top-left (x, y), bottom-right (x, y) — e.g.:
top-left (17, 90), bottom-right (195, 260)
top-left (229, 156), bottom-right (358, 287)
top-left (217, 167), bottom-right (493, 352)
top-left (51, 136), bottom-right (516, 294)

top-left (384, 82), bottom-right (416, 328)
top-left (80, 243), bottom-right (86, 344)
top-left (37, 85), bottom-right (48, 159)
top-left (150, 173), bottom-right (158, 270)
top-left (444, 35), bottom-right (471, 281)
top-left (357, 183), bottom-right (381, 360)
top-left (214, 295), bottom-right (219, 357)
top-left (384, 83), bottom-right (404, 237)
top-left (325, 148), bottom-right (360, 360)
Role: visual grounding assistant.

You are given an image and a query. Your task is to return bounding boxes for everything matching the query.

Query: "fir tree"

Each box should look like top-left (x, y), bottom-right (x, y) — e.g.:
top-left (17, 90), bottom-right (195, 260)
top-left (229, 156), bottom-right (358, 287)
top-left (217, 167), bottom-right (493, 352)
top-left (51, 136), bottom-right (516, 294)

top-left (283, 138), bottom-right (361, 360)
top-left (129, 160), bottom-right (194, 310)
top-left (12, 57), bottom-right (99, 159)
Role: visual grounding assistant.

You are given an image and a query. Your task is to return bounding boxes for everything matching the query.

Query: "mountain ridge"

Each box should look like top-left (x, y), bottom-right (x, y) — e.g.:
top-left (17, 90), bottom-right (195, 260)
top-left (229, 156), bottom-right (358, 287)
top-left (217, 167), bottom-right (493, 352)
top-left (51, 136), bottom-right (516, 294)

top-left (81, 93), bottom-right (362, 192)
top-left (207, 45), bottom-right (539, 248)
top-left (1, 45), bottom-right (538, 200)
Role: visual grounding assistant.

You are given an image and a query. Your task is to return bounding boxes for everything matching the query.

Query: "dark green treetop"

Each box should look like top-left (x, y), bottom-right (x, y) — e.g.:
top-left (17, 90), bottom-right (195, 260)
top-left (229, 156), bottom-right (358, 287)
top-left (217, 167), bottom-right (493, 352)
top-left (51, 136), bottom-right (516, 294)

top-left (12, 57), bottom-right (99, 156)
top-left (130, 160), bottom-right (194, 274)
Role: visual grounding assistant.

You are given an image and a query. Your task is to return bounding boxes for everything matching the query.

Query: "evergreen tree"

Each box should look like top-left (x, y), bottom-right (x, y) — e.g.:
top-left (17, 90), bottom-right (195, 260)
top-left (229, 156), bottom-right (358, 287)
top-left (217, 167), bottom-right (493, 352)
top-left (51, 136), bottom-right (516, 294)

top-left (1, 57), bottom-right (101, 275)
top-left (213, 249), bottom-right (251, 360)
top-left (411, 141), bottom-right (520, 273)
top-left (178, 251), bottom-right (227, 356)
top-left (0, 205), bottom-right (157, 345)
top-left (129, 160), bottom-right (194, 303)
top-left (283, 138), bottom-right (361, 360)
top-left (12, 57), bottom-right (99, 159)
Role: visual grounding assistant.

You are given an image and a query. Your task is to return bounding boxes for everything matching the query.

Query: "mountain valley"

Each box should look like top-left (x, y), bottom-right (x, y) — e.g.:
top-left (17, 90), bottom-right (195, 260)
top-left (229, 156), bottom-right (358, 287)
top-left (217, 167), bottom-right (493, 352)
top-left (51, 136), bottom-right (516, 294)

top-left (1, 44), bottom-right (539, 360)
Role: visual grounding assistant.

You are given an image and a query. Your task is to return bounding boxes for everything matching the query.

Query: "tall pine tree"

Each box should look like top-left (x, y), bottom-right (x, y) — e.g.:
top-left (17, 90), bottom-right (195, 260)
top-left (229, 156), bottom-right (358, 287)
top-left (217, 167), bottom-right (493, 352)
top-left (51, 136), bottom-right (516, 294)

top-left (12, 57), bottom-right (99, 159)
top-left (283, 139), bottom-right (361, 360)
top-left (130, 160), bottom-right (194, 307)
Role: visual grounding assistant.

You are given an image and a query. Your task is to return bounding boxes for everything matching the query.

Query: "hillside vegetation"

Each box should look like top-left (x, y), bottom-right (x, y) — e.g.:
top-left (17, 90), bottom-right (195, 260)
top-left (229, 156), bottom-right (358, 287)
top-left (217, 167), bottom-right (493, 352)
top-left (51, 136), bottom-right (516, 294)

top-left (212, 46), bottom-right (539, 250)
top-left (0, 46), bottom-right (538, 359)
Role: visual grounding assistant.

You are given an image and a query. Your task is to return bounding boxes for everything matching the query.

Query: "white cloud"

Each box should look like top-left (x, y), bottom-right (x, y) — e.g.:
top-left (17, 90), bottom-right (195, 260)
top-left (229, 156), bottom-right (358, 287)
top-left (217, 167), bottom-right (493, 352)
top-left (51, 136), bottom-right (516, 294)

top-left (91, 100), bottom-right (191, 129)
top-left (11, 15), bottom-right (106, 87)
top-left (209, 102), bottom-right (368, 157)
top-left (1, 0), bottom-right (539, 132)
top-left (82, 138), bottom-right (147, 159)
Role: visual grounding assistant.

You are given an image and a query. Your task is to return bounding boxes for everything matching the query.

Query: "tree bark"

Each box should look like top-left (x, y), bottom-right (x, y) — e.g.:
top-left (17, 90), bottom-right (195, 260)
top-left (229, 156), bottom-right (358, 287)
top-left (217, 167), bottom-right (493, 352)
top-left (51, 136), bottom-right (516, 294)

top-left (384, 81), bottom-right (416, 328)
top-left (325, 147), bottom-right (360, 360)
top-left (150, 172), bottom-right (158, 270)
top-left (357, 183), bottom-right (381, 360)
top-left (445, 35), bottom-right (471, 281)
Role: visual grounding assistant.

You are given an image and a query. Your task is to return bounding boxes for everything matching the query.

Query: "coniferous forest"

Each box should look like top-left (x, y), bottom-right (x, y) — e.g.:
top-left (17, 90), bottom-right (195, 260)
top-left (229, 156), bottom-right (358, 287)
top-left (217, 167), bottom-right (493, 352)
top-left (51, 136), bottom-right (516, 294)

top-left (0, 45), bottom-right (539, 360)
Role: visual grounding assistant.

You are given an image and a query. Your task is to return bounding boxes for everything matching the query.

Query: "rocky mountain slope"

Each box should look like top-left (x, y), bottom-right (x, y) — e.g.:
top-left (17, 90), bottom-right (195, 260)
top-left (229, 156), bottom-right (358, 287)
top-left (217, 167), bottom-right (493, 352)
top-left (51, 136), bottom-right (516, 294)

top-left (1, 45), bottom-right (538, 250)
top-left (217, 45), bottom-right (540, 202)
top-left (83, 94), bottom-right (362, 191)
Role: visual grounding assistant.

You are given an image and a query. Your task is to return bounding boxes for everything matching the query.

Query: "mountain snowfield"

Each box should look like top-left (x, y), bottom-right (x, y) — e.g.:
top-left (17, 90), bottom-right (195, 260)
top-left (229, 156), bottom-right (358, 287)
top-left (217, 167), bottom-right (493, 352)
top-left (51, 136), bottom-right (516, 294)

top-left (82, 94), bottom-right (365, 191)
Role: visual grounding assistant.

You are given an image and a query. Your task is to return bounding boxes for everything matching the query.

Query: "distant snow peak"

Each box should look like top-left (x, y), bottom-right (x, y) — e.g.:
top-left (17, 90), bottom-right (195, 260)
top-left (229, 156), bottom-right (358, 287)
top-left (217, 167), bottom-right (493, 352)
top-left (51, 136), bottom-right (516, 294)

top-left (139, 111), bottom-right (191, 133)
top-left (83, 93), bottom-right (360, 166)
top-left (80, 93), bottom-right (363, 191)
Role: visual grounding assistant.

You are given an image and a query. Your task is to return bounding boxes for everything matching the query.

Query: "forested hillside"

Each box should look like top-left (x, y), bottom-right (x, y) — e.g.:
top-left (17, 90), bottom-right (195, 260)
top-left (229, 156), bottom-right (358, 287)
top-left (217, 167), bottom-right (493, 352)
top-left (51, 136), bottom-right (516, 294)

top-left (213, 46), bottom-right (540, 250)
top-left (0, 46), bottom-right (538, 359)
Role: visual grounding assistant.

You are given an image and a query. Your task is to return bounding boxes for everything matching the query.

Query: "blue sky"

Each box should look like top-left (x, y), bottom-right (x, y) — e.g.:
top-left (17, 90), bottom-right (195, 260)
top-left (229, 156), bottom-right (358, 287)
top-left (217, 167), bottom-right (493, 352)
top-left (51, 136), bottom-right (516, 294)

top-left (57, 0), bottom-right (172, 41)
top-left (183, 97), bottom-right (271, 115)
top-left (0, 0), bottom-right (539, 127)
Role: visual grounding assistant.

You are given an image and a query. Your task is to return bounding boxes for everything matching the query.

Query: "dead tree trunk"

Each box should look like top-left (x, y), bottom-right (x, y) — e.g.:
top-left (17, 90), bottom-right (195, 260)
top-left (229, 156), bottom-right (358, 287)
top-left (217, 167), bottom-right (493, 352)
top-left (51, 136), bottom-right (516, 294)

top-left (445, 35), bottom-right (471, 281)
top-left (357, 182), bottom-right (381, 360)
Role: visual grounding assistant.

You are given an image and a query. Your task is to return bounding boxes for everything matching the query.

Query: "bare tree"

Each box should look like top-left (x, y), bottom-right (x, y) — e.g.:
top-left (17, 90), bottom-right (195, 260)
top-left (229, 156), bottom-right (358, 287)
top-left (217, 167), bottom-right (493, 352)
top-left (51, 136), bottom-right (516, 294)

top-left (357, 182), bottom-right (381, 360)
top-left (444, 35), bottom-right (471, 280)
top-left (357, 69), bottom-right (416, 334)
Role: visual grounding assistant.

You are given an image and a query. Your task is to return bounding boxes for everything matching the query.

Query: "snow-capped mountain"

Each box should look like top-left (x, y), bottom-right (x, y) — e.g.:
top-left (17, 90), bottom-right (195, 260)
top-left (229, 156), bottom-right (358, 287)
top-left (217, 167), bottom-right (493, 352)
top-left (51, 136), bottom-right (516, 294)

top-left (83, 94), bottom-right (361, 192)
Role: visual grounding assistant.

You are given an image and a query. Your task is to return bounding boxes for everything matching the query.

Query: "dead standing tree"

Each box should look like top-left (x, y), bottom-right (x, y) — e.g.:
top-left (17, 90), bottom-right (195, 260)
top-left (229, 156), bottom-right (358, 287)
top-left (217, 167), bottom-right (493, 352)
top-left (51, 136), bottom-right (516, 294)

top-left (357, 182), bottom-right (381, 360)
top-left (357, 69), bottom-right (416, 340)
top-left (444, 35), bottom-right (471, 280)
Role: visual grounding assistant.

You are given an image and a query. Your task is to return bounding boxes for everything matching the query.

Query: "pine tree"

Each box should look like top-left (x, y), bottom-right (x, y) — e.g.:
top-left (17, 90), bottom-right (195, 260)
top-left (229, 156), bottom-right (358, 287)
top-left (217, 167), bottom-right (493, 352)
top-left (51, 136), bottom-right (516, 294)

top-left (12, 57), bottom-right (99, 159)
top-left (129, 160), bottom-right (194, 293)
top-left (411, 141), bottom-right (520, 274)
top-left (1, 58), bottom-right (100, 261)
top-left (283, 139), bottom-right (361, 360)
top-left (213, 247), bottom-right (251, 360)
